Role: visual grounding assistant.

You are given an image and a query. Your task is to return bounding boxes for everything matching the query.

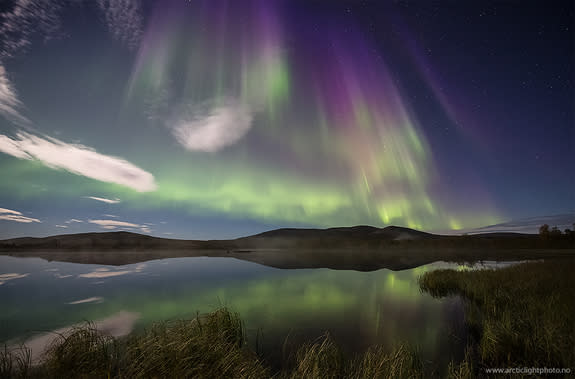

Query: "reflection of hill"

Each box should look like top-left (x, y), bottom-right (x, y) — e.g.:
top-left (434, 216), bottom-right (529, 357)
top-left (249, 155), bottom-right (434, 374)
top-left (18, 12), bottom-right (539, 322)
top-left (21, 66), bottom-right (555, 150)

top-left (0, 226), bottom-right (573, 270)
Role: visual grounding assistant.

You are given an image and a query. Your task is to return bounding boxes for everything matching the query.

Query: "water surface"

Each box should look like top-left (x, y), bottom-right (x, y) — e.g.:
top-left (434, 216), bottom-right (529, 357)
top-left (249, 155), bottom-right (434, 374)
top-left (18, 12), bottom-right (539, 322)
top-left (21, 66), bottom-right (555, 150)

top-left (0, 255), bottom-right (469, 367)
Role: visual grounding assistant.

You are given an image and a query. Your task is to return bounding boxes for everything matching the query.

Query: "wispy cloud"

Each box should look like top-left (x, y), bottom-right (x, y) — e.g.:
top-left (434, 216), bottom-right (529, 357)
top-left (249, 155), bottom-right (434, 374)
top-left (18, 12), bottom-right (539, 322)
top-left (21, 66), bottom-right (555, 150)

top-left (0, 65), bottom-right (29, 124)
top-left (88, 219), bottom-right (141, 228)
top-left (103, 214), bottom-right (119, 218)
top-left (96, 0), bottom-right (143, 50)
top-left (65, 219), bottom-right (83, 224)
top-left (86, 196), bottom-right (121, 204)
top-left (88, 218), bottom-right (154, 234)
top-left (0, 0), bottom-right (63, 60)
top-left (171, 98), bottom-right (253, 152)
top-left (0, 207), bottom-right (40, 223)
top-left (0, 132), bottom-right (157, 192)
top-left (55, 224), bottom-right (68, 228)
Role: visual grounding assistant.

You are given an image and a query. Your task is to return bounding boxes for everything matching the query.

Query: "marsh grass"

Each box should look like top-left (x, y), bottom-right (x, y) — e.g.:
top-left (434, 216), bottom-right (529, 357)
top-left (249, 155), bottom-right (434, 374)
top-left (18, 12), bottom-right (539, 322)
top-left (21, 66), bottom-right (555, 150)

top-left (419, 259), bottom-right (575, 370)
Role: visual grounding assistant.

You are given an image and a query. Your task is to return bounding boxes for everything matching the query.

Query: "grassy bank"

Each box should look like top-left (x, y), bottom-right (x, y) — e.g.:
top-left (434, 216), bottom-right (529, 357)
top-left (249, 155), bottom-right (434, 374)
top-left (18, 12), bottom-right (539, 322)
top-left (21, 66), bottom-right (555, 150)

top-left (2, 259), bottom-right (573, 378)
top-left (420, 258), bottom-right (575, 372)
top-left (1, 310), bottom-right (427, 378)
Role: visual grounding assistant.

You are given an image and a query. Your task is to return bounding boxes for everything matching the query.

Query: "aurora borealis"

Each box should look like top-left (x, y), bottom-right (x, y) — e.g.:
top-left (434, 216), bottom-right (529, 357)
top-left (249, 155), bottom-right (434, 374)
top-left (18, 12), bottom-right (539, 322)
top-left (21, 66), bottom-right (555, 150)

top-left (0, 1), bottom-right (573, 238)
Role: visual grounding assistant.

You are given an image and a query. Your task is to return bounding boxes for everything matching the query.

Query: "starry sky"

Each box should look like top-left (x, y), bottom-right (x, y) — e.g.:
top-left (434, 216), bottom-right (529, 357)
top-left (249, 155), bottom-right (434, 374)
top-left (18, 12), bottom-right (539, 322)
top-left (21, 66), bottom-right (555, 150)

top-left (0, 0), bottom-right (573, 239)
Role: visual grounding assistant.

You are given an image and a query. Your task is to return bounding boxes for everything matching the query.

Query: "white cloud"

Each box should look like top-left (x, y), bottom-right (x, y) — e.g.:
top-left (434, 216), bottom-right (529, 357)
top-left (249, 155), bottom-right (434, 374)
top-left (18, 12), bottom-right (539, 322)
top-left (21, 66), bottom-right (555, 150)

top-left (0, 208), bottom-right (21, 215)
top-left (103, 214), bottom-right (119, 218)
top-left (86, 196), bottom-right (121, 204)
top-left (55, 224), bottom-right (68, 228)
top-left (0, 65), bottom-right (29, 124)
top-left (171, 98), bottom-right (253, 152)
top-left (65, 219), bottom-right (83, 224)
top-left (0, 207), bottom-right (40, 223)
top-left (0, 132), bottom-right (157, 192)
top-left (89, 219), bottom-right (140, 228)
top-left (88, 218), bottom-right (153, 235)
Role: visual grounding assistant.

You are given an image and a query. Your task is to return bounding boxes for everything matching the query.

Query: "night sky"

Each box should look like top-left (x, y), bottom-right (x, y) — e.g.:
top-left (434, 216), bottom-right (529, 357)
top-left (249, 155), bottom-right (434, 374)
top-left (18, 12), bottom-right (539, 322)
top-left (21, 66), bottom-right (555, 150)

top-left (0, 0), bottom-right (573, 239)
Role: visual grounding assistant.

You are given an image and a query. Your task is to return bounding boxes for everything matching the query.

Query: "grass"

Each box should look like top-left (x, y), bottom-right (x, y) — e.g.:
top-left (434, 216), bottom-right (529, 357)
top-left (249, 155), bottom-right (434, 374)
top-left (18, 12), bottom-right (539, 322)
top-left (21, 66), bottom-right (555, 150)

top-left (419, 258), bottom-right (575, 372)
top-left (2, 259), bottom-right (573, 378)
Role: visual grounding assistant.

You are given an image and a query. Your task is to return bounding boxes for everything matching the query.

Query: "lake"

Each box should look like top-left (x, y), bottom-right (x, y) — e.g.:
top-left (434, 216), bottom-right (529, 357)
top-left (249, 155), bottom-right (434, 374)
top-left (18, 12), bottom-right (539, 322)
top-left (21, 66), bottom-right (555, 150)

top-left (0, 255), bottom-right (472, 369)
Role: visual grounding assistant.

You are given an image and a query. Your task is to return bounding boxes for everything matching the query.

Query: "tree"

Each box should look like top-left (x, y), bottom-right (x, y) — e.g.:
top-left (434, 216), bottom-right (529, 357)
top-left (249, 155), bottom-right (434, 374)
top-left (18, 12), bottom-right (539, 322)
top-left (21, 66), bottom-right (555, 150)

top-left (539, 224), bottom-right (549, 238)
top-left (550, 226), bottom-right (562, 238)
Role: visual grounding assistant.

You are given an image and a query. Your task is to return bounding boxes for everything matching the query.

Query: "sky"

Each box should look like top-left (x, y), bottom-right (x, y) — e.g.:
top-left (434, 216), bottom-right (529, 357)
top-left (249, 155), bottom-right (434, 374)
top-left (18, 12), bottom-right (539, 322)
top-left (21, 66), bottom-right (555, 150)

top-left (0, 0), bottom-right (573, 239)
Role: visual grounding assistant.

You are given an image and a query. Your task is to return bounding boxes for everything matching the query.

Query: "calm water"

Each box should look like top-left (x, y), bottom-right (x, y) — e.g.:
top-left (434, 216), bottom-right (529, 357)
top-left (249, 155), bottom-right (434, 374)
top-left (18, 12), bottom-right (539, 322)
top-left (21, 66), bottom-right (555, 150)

top-left (0, 255), bottom-right (470, 367)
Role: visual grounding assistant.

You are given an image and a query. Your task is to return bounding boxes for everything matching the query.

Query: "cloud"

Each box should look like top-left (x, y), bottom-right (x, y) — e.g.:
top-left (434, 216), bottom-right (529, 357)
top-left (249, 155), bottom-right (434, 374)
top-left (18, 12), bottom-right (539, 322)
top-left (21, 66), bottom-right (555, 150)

top-left (0, 273), bottom-right (29, 285)
top-left (103, 214), bottom-right (119, 218)
top-left (86, 196), bottom-right (121, 204)
top-left (470, 213), bottom-right (575, 234)
top-left (88, 218), bottom-right (153, 234)
top-left (65, 219), bottom-right (83, 223)
top-left (88, 219), bottom-right (141, 228)
top-left (96, 0), bottom-right (143, 50)
top-left (0, 65), bottom-right (29, 124)
top-left (0, 0), bottom-right (63, 60)
top-left (171, 98), bottom-right (253, 152)
top-left (0, 207), bottom-right (40, 223)
top-left (55, 224), bottom-right (68, 228)
top-left (0, 132), bottom-right (157, 192)
top-left (88, 219), bottom-right (153, 234)
top-left (67, 296), bottom-right (104, 305)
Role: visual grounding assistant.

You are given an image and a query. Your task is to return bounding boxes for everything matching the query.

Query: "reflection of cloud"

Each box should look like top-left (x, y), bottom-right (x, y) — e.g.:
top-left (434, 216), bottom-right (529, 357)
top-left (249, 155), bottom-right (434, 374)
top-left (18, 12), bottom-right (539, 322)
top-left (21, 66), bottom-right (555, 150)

top-left (0, 65), bottom-right (29, 124)
top-left (0, 132), bottom-right (157, 192)
top-left (85, 196), bottom-right (121, 204)
top-left (79, 263), bottom-right (146, 279)
top-left (13, 311), bottom-right (139, 363)
top-left (171, 98), bottom-right (253, 152)
top-left (0, 207), bottom-right (40, 223)
top-left (55, 273), bottom-right (73, 279)
top-left (0, 273), bottom-right (29, 285)
top-left (96, 0), bottom-right (143, 50)
top-left (78, 270), bottom-right (132, 279)
top-left (67, 296), bottom-right (104, 305)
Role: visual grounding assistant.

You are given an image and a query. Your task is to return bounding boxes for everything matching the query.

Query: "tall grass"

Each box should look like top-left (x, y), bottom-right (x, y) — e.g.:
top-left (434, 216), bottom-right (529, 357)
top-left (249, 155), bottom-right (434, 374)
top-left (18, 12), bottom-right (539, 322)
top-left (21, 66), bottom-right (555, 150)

top-left (419, 259), bottom-right (575, 370)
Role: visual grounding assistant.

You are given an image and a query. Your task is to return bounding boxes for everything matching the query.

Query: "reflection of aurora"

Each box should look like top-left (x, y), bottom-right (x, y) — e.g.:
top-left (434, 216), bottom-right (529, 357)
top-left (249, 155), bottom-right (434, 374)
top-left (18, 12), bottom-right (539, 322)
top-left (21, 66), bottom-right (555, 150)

top-left (1, 257), bottom-right (470, 364)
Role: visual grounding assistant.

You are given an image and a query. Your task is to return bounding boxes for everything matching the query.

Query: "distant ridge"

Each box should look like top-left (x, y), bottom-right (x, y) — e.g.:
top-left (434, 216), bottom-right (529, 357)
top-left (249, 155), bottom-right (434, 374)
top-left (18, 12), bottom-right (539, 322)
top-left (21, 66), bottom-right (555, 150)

top-left (0, 224), bottom-right (572, 252)
top-left (249, 225), bottom-right (435, 240)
